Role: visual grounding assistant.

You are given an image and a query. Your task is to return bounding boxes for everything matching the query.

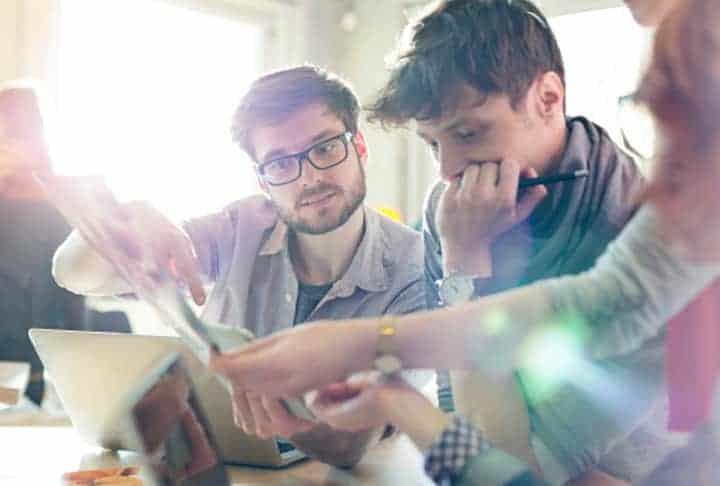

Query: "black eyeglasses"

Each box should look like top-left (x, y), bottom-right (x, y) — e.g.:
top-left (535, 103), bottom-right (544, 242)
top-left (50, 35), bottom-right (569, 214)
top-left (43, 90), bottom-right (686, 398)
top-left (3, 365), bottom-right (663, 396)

top-left (257, 132), bottom-right (354, 186)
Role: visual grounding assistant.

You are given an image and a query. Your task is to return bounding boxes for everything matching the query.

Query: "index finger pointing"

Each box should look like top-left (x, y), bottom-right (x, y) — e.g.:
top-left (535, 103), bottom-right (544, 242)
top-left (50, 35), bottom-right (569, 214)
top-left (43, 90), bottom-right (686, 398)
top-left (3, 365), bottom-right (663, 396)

top-left (159, 228), bottom-right (205, 304)
top-left (169, 252), bottom-right (206, 305)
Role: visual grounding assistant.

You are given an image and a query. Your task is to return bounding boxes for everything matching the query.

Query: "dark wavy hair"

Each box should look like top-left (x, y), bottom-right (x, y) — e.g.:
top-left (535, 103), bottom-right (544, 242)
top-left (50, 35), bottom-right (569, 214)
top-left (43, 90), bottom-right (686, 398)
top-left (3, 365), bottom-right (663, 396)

top-left (367, 0), bottom-right (565, 127)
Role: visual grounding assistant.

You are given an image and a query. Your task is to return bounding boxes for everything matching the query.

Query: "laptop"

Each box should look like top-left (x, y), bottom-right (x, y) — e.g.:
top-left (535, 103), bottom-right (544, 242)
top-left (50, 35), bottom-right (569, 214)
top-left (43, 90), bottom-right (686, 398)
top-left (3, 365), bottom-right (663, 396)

top-left (29, 328), bottom-right (306, 468)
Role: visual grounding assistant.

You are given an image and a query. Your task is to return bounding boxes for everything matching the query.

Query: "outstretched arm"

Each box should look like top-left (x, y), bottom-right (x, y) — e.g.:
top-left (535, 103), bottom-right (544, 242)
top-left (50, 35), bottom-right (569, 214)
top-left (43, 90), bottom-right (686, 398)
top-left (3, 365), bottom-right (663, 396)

top-left (53, 228), bottom-right (132, 296)
top-left (52, 200), bottom-right (206, 304)
top-left (213, 206), bottom-right (720, 398)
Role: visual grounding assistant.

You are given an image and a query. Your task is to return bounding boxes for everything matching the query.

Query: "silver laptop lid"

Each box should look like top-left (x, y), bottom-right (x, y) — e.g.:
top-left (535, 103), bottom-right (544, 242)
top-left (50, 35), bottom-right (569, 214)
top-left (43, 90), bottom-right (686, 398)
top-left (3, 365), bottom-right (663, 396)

top-left (28, 329), bottom-right (305, 468)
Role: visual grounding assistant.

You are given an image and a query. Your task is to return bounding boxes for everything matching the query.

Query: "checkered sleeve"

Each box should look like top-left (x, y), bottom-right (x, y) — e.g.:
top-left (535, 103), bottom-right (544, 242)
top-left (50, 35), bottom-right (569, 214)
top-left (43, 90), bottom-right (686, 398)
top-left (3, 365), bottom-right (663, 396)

top-left (424, 415), bottom-right (487, 485)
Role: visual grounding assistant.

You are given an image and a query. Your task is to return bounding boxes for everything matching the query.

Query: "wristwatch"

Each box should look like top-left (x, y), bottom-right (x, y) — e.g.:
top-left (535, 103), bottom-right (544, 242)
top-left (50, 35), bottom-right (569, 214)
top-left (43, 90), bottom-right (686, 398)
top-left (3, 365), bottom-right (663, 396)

top-left (374, 316), bottom-right (403, 376)
top-left (437, 272), bottom-right (475, 306)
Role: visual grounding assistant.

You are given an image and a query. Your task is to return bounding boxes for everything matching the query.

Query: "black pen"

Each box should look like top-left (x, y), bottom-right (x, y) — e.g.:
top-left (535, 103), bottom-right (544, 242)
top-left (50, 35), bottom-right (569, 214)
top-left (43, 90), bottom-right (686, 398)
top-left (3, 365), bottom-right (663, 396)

top-left (518, 169), bottom-right (589, 188)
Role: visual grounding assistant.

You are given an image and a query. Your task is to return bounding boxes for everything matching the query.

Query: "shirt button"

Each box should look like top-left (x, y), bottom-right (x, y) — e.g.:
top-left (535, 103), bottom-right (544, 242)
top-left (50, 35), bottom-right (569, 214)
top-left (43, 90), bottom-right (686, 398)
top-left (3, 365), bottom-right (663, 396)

top-left (285, 293), bottom-right (292, 303)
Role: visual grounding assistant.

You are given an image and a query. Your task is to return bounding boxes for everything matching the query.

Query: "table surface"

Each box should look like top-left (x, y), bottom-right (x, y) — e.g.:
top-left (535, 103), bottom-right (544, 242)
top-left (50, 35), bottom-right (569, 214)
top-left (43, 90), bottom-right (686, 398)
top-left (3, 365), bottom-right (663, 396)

top-left (0, 425), bottom-right (434, 485)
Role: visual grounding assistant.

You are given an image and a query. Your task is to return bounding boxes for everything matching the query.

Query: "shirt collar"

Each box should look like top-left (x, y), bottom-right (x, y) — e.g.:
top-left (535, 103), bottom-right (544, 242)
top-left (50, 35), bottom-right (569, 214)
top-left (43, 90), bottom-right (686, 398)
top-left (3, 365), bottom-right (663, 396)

top-left (259, 219), bottom-right (288, 257)
top-left (258, 207), bottom-right (391, 295)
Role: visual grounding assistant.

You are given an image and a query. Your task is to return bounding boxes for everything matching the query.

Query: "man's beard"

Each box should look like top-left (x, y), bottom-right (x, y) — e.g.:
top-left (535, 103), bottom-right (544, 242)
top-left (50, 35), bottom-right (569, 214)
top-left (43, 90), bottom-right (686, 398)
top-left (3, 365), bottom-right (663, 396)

top-left (273, 163), bottom-right (366, 235)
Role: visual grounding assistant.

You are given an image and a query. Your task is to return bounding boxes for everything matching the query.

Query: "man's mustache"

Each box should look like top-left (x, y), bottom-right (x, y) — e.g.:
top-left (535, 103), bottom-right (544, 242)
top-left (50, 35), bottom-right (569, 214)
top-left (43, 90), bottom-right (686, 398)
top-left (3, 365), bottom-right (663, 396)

top-left (296, 184), bottom-right (342, 208)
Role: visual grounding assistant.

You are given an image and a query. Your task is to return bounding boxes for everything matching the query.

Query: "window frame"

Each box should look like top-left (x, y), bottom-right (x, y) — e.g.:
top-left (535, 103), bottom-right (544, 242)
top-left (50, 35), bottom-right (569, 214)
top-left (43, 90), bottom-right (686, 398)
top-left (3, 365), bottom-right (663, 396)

top-left (153, 0), bottom-right (302, 71)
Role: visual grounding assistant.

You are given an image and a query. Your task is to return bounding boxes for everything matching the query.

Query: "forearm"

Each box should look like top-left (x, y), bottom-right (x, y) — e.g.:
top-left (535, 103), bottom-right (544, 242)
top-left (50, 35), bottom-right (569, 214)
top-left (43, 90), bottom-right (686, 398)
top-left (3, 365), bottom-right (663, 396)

top-left (384, 390), bottom-right (452, 452)
top-left (380, 207), bottom-right (720, 372)
top-left (391, 286), bottom-right (553, 373)
top-left (451, 371), bottom-right (542, 476)
top-left (52, 229), bottom-right (131, 296)
top-left (290, 423), bottom-right (384, 468)
top-left (543, 205), bottom-right (720, 359)
top-left (340, 287), bottom-right (552, 385)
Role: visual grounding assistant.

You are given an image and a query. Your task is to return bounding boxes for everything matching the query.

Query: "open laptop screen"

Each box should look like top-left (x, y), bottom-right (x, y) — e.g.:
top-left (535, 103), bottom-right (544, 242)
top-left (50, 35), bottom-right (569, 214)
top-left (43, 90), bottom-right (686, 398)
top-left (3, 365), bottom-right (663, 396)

top-left (131, 358), bottom-right (229, 486)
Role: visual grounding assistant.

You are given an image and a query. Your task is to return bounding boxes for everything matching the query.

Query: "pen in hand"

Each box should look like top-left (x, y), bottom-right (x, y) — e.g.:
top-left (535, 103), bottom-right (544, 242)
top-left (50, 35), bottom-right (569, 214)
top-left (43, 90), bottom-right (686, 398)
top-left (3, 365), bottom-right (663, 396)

top-left (518, 169), bottom-right (589, 189)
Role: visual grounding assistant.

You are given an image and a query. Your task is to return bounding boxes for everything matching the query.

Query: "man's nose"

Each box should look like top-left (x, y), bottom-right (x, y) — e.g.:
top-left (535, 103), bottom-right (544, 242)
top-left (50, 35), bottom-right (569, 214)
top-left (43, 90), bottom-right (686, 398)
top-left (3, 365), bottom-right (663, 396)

top-left (437, 145), bottom-right (466, 182)
top-left (297, 156), bottom-right (325, 185)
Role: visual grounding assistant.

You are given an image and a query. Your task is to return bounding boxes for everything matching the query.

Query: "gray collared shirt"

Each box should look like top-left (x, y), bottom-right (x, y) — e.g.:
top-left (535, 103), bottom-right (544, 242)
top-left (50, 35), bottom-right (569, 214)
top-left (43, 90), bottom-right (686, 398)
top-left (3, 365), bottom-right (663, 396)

top-left (184, 201), bottom-right (426, 337)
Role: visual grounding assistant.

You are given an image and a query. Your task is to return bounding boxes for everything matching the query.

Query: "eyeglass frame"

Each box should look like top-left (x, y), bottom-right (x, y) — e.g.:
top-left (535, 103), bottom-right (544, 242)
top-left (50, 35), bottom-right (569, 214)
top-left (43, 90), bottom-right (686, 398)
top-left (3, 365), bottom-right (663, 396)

top-left (255, 131), bottom-right (356, 186)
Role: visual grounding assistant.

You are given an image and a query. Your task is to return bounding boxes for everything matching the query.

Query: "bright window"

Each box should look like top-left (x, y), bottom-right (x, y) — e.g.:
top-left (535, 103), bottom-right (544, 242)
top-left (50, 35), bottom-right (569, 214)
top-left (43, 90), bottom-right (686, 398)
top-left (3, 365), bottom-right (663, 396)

top-left (52, 0), bottom-right (265, 220)
top-left (550, 7), bottom-right (655, 163)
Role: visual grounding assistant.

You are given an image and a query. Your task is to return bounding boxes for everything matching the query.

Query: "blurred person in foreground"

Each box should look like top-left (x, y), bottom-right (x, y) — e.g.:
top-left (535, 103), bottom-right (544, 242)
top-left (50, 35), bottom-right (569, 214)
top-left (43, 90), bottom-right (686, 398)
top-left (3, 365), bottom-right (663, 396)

top-left (623, 0), bottom-right (720, 436)
top-left (623, 0), bottom-right (680, 27)
top-left (624, 0), bottom-right (720, 482)
top-left (0, 81), bottom-right (86, 405)
top-left (212, 0), bottom-right (720, 484)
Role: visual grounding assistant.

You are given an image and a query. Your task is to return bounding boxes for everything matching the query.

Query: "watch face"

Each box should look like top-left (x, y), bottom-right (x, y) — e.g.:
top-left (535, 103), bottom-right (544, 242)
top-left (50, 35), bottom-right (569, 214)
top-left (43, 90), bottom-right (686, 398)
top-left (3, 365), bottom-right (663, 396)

top-left (438, 274), bottom-right (475, 306)
top-left (374, 354), bottom-right (402, 375)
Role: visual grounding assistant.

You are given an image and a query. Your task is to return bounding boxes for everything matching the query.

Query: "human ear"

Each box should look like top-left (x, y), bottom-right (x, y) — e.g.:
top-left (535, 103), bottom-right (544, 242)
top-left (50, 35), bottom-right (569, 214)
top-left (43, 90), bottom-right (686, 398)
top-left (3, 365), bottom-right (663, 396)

top-left (533, 72), bottom-right (565, 121)
top-left (352, 131), bottom-right (369, 165)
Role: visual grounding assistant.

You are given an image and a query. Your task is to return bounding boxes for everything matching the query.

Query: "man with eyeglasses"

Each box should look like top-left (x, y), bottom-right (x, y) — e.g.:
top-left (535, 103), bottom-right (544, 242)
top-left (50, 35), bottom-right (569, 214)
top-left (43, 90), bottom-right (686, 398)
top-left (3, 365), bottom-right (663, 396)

top-left (52, 65), bottom-right (429, 468)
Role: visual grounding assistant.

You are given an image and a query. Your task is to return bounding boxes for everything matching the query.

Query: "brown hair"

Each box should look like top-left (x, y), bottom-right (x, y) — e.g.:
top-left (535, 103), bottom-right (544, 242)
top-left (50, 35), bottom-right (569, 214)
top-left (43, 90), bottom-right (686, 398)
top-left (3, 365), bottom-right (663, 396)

top-left (231, 65), bottom-right (360, 161)
top-left (366, 0), bottom-right (565, 127)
